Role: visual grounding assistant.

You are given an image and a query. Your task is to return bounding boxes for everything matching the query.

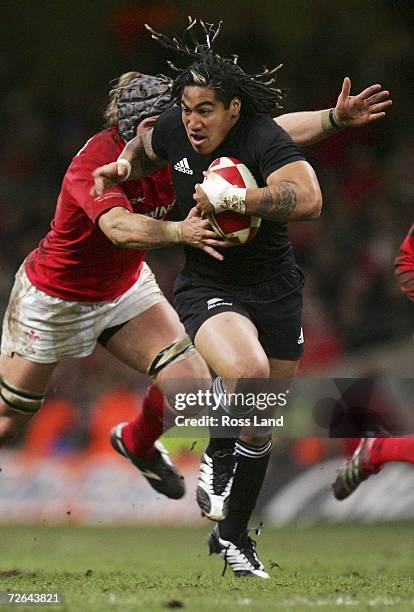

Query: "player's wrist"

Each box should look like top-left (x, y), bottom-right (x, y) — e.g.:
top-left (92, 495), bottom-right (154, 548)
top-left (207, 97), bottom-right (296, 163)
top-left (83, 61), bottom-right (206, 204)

top-left (201, 174), bottom-right (246, 214)
top-left (218, 186), bottom-right (246, 214)
top-left (164, 221), bottom-right (183, 244)
top-left (321, 108), bottom-right (345, 134)
top-left (116, 158), bottom-right (132, 180)
top-left (332, 108), bottom-right (345, 128)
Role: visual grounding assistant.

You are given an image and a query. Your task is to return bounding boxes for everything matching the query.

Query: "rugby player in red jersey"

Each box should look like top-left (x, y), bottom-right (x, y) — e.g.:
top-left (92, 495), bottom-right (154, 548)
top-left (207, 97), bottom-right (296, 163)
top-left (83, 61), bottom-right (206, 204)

top-left (93, 19), bottom-right (392, 578)
top-left (0, 71), bottom-right (226, 500)
top-left (333, 224), bottom-right (414, 500)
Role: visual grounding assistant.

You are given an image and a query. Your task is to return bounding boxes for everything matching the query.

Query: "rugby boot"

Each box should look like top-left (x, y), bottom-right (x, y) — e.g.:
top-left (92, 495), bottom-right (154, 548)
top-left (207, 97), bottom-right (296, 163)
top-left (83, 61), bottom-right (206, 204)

top-left (332, 438), bottom-right (383, 500)
top-left (208, 524), bottom-right (269, 578)
top-left (196, 449), bottom-right (236, 521)
top-left (111, 422), bottom-right (185, 499)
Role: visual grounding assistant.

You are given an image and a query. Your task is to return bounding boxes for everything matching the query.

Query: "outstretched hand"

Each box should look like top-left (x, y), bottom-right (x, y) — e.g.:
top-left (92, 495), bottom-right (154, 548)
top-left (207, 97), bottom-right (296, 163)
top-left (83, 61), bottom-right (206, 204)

top-left (334, 77), bottom-right (392, 128)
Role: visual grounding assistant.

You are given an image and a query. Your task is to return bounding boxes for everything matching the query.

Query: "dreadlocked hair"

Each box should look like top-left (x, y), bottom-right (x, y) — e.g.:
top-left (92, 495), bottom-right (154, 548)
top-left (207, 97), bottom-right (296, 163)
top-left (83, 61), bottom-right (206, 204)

top-left (145, 17), bottom-right (284, 116)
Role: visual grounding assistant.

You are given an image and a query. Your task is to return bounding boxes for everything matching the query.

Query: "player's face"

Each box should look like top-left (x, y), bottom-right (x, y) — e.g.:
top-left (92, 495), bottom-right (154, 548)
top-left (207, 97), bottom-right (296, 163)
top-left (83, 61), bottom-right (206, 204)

top-left (181, 87), bottom-right (240, 154)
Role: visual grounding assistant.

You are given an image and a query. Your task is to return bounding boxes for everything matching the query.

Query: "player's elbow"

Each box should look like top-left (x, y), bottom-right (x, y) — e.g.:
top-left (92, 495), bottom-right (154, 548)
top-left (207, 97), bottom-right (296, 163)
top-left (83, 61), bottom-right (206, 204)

top-left (300, 186), bottom-right (322, 220)
top-left (99, 208), bottom-right (131, 248)
top-left (297, 162), bottom-right (322, 220)
top-left (107, 227), bottom-right (129, 248)
top-left (106, 223), bottom-right (134, 248)
top-left (306, 194), bottom-right (322, 220)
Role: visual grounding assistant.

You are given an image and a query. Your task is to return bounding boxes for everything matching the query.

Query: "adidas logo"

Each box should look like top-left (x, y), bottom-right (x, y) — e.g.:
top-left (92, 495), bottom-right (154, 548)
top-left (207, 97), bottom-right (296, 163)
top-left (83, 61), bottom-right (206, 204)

top-left (297, 327), bottom-right (304, 344)
top-left (174, 157), bottom-right (193, 174)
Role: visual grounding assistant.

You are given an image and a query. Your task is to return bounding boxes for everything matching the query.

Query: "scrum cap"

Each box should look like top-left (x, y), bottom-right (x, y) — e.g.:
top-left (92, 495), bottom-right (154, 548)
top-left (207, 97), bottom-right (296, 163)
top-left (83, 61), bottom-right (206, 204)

top-left (117, 73), bottom-right (172, 142)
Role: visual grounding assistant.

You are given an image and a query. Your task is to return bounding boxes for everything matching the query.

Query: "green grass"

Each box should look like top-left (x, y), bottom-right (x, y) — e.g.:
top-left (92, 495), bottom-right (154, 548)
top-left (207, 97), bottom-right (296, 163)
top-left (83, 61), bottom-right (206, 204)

top-left (0, 524), bottom-right (413, 611)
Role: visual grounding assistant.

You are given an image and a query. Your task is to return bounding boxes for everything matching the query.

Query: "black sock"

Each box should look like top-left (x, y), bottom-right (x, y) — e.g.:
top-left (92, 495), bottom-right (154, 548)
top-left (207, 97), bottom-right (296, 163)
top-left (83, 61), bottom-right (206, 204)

top-left (206, 377), bottom-right (241, 456)
top-left (218, 438), bottom-right (272, 542)
top-left (206, 436), bottom-right (236, 455)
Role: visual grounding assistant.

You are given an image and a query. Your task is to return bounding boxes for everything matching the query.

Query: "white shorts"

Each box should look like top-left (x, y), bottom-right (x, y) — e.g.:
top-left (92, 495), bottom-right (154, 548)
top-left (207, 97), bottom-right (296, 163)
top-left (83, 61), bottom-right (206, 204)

top-left (1, 262), bottom-right (166, 364)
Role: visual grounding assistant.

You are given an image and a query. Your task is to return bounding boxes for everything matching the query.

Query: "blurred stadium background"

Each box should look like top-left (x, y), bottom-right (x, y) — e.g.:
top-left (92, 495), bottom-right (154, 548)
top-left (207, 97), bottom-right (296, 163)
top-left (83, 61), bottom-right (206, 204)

top-left (1, 0), bottom-right (414, 528)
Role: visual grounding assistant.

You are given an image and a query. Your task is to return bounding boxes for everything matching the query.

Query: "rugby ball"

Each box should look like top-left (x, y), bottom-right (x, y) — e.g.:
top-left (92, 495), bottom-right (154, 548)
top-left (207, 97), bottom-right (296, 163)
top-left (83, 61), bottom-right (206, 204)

top-left (206, 157), bottom-right (261, 245)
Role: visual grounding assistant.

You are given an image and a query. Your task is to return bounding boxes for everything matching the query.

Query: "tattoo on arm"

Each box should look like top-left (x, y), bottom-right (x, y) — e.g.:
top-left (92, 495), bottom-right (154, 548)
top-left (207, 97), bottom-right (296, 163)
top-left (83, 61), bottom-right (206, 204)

top-left (256, 182), bottom-right (297, 220)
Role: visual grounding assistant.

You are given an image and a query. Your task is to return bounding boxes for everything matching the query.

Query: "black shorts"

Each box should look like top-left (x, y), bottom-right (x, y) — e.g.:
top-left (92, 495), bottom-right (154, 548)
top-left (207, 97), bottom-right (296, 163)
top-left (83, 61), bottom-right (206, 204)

top-left (173, 265), bottom-right (305, 360)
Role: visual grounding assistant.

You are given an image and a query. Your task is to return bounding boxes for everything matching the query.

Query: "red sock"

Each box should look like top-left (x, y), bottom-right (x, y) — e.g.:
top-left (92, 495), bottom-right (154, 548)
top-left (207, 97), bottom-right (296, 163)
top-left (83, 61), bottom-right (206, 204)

top-left (370, 437), bottom-right (414, 467)
top-left (122, 385), bottom-right (173, 459)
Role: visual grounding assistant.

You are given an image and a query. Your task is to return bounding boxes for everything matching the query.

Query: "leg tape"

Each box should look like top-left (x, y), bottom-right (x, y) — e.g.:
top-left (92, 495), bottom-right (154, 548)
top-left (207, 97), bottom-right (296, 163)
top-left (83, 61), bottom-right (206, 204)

top-left (147, 336), bottom-right (196, 378)
top-left (0, 379), bottom-right (44, 414)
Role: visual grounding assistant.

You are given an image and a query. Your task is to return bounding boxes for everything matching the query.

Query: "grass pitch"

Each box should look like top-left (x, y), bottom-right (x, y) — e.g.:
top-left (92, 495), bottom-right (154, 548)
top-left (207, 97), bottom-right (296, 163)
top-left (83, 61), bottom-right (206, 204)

top-left (0, 523), bottom-right (413, 611)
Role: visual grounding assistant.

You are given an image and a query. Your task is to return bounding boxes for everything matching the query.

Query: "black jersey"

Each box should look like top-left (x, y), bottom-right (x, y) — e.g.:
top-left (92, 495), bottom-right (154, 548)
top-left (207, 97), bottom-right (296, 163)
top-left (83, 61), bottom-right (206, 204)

top-left (152, 107), bottom-right (306, 285)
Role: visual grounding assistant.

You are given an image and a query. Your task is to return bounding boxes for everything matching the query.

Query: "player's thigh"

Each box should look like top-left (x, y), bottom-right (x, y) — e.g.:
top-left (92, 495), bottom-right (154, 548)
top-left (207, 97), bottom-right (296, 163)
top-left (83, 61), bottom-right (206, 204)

top-left (1, 354), bottom-right (57, 391)
top-left (244, 265), bottom-right (305, 362)
top-left (0, 353), bottom-right (57, 428)
top-left (104, 300), bottom-right (209, 377)
top-left (194, 311), bottom-right (270, 379)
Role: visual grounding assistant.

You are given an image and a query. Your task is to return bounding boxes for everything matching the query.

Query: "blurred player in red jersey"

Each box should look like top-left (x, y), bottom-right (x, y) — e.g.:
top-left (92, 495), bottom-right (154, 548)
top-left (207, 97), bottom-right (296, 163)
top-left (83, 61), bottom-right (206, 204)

top-left (333, 223), bottom-right (414, 499)
top-left (0, 71), bottom-right (226, 500)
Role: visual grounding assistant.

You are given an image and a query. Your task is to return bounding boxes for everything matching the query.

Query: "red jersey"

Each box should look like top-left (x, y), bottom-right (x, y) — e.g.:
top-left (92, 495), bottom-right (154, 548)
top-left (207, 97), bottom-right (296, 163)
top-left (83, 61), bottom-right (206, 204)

top-left (25, 128), bottom-right (175, 301)
top-left (395, 224), bottom-right (414, 302)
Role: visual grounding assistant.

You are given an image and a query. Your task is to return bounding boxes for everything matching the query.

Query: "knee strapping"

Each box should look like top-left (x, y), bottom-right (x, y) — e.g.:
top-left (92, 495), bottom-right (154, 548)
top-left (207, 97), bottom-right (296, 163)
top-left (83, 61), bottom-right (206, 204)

top-left (0, 379), bottom-right (44, 414)
top-left (147, 335), bottom-right (196, 378)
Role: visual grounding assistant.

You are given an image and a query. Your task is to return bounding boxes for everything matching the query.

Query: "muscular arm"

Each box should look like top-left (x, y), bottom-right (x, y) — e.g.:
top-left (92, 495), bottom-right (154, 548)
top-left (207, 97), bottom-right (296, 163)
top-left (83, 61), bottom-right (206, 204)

top-left (99, 207), bottom-right (182, 249)
top-left (276, 77), bottom-right (392, 147)
top-left (98, 206), bottom-right (230, 260)
top-left (276, 111), bottom-right (332, 146)
top-left (195, 160), bottom-right (322, 222)
top-left (244, 160), bottom-right (322, 221)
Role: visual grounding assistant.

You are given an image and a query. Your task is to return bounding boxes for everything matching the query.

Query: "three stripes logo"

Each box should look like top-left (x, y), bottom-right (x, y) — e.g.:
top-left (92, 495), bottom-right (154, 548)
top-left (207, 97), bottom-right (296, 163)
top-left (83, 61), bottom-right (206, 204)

top-left (174, 157), bottom-right (193, 175)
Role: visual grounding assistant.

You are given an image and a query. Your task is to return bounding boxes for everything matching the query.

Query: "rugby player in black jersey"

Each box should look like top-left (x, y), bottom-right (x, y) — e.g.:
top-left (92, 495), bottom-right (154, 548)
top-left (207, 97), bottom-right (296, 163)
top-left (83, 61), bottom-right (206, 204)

top-left (92, 20), bottom-right (392, 579)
